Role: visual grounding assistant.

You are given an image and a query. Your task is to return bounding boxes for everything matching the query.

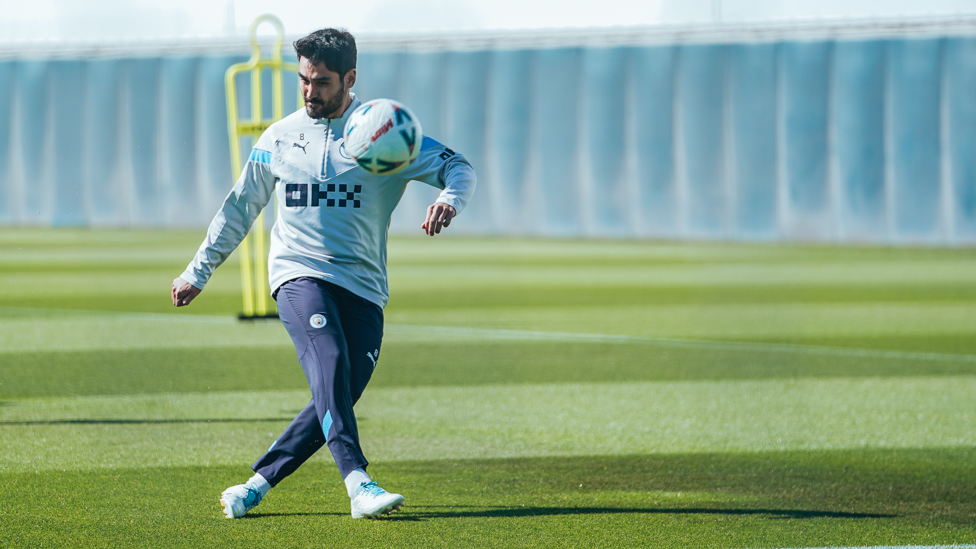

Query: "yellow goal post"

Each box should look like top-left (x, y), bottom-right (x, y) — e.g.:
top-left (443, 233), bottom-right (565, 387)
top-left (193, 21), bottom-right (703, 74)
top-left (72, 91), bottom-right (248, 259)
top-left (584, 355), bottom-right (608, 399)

top-left (225, 14), bottom-right (301, 319)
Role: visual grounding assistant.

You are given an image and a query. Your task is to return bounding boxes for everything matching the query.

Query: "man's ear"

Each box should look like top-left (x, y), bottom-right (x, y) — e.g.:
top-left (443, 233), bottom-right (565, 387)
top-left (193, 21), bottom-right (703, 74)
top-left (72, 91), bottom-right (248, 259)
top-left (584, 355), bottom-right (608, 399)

top-left (345, 68), bottom-right (357, 89)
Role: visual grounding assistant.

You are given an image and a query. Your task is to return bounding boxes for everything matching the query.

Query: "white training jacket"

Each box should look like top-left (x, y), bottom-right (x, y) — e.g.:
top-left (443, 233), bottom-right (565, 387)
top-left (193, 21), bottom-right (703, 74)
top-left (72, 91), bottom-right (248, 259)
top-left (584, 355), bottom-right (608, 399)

top-left (180, 93), bottom-right (477, 308)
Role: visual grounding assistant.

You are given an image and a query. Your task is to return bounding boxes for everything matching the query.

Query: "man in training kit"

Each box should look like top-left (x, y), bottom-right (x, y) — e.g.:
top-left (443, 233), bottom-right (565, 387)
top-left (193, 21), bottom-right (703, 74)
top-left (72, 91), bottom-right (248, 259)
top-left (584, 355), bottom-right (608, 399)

top-left (170, 28), bottom-right (476, 519)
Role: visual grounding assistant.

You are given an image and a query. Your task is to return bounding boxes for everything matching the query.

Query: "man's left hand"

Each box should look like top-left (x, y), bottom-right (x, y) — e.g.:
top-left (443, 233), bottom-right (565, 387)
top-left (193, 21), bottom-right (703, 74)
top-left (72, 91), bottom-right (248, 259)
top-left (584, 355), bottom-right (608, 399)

top-left (422, 202), bottom-right (456, 236)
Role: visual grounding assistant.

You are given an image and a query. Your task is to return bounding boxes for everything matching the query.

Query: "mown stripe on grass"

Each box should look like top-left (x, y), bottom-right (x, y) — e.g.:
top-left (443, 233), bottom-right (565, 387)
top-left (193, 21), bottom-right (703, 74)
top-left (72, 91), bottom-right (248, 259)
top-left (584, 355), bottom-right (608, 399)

top-left (9, 337), bottom-right (976, 400)
top-left (0, 312), bottom-right (288, 353)
top-left (3, 452), bottom-right (975, 548)
top-left (386, 325), bottom-right (976, 363)
top-left (4, 307), bottom-right (976, 366)
top-left (0, 306), bottom-right (238, 323)
top-left (386, 302), bottom-right (976, 344)
top-left (1, 376), bottom-right (973, 472)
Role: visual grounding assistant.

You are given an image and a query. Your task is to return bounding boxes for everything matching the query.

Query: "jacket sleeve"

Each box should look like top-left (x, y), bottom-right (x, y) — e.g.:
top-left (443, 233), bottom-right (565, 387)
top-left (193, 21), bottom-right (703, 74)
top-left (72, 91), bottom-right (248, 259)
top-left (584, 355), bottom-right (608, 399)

top-left (397, 136), bottom-right (477, 215)
top-left (179, 148), bottom-right (276, 290)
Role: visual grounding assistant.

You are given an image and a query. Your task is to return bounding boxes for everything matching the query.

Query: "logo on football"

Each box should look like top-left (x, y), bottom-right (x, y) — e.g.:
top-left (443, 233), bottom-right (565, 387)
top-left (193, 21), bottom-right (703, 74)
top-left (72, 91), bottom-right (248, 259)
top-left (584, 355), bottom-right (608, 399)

top-left (343, 99), bottom-right (423, 176)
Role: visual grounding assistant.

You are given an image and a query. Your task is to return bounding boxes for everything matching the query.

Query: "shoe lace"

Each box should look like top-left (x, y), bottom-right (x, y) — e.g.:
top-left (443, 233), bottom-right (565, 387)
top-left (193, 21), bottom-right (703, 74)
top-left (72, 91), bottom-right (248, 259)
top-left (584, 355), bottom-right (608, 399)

top-left (358, 481), bottom-right (386, 497)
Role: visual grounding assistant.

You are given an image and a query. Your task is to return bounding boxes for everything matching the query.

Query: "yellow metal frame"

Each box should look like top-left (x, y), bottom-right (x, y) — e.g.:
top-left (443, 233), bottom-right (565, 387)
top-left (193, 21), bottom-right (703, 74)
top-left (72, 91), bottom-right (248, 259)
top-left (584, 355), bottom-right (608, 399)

top-left (225, 14), bottom-right (300, 317)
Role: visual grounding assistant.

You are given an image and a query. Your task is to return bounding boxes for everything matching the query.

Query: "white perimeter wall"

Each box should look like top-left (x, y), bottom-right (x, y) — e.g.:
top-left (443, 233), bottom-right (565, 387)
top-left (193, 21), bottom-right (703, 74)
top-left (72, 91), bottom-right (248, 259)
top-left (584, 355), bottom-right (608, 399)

top-left (3, 18), bottom-right (976, 243)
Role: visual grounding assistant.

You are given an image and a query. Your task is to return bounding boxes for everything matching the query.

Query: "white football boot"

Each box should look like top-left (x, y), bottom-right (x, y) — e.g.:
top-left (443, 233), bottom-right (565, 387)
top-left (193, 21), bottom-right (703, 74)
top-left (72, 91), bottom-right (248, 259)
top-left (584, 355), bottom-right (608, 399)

top-left (350, 481), bottom-right (405, 519)
top-left (219, 484), bottom-right (263, 518)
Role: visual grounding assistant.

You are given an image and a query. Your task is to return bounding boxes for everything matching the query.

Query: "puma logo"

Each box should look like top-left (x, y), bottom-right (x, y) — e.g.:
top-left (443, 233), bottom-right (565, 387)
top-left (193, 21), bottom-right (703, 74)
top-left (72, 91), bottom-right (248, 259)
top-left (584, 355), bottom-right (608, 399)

top-left (366, 349), bottom-right (379, 368)
top-left (293, 142), bottom-right (308, 154)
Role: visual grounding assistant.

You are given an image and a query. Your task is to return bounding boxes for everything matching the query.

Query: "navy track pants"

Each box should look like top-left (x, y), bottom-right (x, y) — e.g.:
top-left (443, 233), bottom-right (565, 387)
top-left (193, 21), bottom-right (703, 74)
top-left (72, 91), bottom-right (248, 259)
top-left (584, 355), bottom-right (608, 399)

top-left (252, 277), bottom-right (383, 484)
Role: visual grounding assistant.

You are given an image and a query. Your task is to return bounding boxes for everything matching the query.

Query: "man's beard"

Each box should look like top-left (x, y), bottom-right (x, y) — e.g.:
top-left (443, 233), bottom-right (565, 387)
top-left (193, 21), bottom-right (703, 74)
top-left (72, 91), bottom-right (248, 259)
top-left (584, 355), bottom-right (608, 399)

top-left (304, 85), bottom-right (347, 119)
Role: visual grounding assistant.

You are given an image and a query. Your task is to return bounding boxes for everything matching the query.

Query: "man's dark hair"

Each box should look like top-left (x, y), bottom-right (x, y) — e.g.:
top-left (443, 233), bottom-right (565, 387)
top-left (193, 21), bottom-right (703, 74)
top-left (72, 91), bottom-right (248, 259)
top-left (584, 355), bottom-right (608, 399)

top-left (294, 28), bottom-right (357, 78)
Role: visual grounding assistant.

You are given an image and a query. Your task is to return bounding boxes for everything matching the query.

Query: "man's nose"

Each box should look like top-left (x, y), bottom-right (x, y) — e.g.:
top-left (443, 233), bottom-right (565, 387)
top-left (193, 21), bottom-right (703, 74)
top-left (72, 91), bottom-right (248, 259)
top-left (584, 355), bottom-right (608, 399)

top-left (304, 83), bottom-right (321, 98)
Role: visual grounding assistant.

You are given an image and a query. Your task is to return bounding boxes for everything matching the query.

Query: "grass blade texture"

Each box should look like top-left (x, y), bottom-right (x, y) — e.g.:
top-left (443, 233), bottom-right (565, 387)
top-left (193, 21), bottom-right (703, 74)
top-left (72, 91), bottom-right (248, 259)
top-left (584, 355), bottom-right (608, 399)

top-left (1, 229), bottom-right (974, 548)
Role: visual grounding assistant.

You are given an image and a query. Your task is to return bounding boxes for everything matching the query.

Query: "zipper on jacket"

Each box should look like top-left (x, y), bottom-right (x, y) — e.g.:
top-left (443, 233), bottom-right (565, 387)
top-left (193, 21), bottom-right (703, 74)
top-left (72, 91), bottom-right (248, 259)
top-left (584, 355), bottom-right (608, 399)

top-left (323, 118), bottom-right (331, 177)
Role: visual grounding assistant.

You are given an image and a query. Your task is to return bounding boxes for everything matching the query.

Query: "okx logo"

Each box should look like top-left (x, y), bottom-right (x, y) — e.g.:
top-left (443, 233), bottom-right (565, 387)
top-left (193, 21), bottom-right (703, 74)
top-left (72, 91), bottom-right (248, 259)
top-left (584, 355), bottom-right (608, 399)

top-left (285, 183), bottom-right (362, 208)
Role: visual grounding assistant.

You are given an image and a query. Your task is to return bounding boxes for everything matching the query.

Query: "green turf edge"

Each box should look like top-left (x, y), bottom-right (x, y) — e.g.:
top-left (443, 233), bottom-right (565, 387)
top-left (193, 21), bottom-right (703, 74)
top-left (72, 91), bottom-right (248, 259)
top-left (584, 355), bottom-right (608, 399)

top-left (4, 340), bottom-right (976, 399)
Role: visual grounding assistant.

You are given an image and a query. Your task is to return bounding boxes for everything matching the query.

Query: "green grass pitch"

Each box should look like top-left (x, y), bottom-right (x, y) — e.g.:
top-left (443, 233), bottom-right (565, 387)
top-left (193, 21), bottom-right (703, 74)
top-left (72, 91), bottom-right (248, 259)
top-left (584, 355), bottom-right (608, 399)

top-left (1, 228), bottom-right (975, 548)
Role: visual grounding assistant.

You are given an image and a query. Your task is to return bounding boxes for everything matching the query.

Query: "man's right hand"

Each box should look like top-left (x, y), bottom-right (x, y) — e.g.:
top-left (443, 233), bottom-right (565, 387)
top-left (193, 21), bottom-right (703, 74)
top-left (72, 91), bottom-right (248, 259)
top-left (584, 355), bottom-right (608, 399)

top-left (172, 277), bottom-right (202, 307)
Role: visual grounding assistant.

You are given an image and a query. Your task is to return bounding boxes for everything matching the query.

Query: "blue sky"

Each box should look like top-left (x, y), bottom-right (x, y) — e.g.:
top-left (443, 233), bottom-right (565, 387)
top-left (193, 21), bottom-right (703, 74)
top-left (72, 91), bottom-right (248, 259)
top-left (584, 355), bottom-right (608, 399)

top-left (0, 0), bottom-right (974, 42)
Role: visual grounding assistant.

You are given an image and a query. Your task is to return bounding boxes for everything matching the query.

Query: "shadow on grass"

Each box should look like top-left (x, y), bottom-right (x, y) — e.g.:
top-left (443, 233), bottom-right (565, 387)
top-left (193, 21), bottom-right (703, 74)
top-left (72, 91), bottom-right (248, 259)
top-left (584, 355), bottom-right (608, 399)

top-left (238, 506), bottom-right (894, 522)
top-left (0, 418), bottom-right (292, 425)
top-left (390, 505), bottom-right (894, 521)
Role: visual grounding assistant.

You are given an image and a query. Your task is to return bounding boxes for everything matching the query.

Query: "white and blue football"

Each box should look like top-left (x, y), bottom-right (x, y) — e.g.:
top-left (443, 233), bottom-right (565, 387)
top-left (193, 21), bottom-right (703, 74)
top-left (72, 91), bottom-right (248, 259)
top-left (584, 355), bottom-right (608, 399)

top-left (343, 99), bottom-right (423, 176)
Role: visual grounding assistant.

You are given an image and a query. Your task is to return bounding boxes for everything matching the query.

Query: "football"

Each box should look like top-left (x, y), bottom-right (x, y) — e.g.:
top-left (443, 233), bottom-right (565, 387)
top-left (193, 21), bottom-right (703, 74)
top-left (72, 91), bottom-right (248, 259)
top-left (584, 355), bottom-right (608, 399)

top-left (343, 99), bottom-right (423, 176)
